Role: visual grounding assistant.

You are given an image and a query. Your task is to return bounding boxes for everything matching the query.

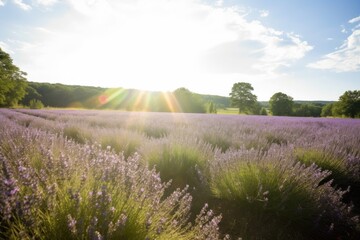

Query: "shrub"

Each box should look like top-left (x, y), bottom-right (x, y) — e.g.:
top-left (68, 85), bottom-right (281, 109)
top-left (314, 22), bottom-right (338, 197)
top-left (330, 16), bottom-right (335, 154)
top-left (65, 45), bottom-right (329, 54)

top-left (203, 133), bottom-right (232, 153)
top-left (98, 129), bottom-right (143, 159)
top-left (294, 148), bottom-right (350, 185)
top-left (29, 99), bottom-right (44, 109)
top-left (143, 141), bottom-right (210, 192)
top-left (63, 126), bottom-right (90, 144)
top-left (0, 118), bottom-right (223, 240)
top-left (210, 150), bottom-right (358, 239)
top-left (132, 124), bottom-right (168, 139)
top-left (260, 107), bottom-right (267, 115)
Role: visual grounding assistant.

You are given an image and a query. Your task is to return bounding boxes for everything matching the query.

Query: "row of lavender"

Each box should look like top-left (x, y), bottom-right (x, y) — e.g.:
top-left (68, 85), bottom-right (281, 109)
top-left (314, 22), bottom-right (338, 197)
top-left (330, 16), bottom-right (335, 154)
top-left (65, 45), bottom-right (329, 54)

top-left (1, 108), bottom-right (360, 239)
top-left (0, 109), bottom-right (223, 240)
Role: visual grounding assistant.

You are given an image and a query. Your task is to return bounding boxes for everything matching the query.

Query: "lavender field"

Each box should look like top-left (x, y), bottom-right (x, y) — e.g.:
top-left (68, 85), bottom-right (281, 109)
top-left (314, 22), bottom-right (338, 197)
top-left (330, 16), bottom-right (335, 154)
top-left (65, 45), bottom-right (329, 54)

top-left (1, 109), bottom-right (360, 239)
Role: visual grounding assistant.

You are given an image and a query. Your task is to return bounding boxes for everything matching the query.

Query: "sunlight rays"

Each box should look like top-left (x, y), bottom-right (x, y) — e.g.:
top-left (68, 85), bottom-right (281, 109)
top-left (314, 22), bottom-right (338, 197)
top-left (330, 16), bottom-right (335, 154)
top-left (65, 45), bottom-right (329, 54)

top-left (162, 92), bottom-right (182, 113)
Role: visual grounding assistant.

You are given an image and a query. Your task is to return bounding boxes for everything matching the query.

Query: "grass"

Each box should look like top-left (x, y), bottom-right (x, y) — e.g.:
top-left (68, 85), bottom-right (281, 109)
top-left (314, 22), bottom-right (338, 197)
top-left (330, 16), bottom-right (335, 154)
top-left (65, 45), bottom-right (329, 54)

top-left (144, 143), bottom-right (208, 191)
top-left (203, 133), bottom-right (232, 153)
top-left (0, 121), bottom-right (221, 239)
top-left (63, 126), bottom-right (91, 144)
top-left (210, 159), bottom-right (354, 239)
top-left (96, 128), bottom-right (145, 159)
top-left (216, 108), bottom-right (240, 115)
top-left (294, 148), bottom-right (351, 186)
top-left (2, 109), bottom-right (360, 240)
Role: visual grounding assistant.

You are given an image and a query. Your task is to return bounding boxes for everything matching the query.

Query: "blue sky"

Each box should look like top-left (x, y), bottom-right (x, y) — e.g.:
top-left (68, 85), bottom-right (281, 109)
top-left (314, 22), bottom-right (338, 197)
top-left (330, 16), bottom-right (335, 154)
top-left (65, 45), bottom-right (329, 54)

top-left (0, 0), bottom-right (359, 100)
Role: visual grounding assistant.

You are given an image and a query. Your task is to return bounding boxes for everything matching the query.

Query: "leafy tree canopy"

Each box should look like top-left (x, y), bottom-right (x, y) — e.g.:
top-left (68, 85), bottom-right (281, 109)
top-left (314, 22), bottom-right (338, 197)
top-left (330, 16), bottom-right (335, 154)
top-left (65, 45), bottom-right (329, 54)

top-left (229, 82), bottom-right (258, 114)
top-left (269, 92), bottom-right (294, 116)
top-left (338, 90), bottom-right (360, 118)
top-left (321, 103), bottom-right (333, 117)
top-left (293, 103), bottom-right (322, 117)
top-left (173, 87), bottom-right (206, 113)
top-left (0, 48), bottom-right (28, 107)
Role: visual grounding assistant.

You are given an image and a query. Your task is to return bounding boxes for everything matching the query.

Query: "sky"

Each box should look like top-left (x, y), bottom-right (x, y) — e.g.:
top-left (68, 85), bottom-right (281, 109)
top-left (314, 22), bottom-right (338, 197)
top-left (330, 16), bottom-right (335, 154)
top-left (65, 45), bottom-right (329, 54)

top-left (0, 0), bottom-right (359, 101)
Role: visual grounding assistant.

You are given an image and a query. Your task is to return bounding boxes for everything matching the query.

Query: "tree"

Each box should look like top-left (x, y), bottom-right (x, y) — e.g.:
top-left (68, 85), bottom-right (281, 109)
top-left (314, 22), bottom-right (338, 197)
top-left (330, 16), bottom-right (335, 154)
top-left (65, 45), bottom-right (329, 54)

top-left (0, 48), bottom-right (28, 107)
top-left (207, 101), bottom-right (217, 114)
top-left (321, 103), bottom-right (333, 117)
top-left (293, 103), bottom-right (322, 117)
top-left (338, 90), bottom-right (360, 118)
top-left (260, 107), bottom-right (268, 115)
top-left (269, 92), bottom-right (294, 116)
top-left (173, 88), bottom-right (206, 113)
top-left (229, 82), bottom-right (258, 114)
top-left (29, 99), bottom-right (44, 109)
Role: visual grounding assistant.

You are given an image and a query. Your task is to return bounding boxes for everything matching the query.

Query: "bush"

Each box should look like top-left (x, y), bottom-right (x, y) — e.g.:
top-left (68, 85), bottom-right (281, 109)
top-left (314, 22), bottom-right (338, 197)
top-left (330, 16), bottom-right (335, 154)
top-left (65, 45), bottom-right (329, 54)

top-left (203, 133), bottom-right (231, 153)
top-left (63, 126), bottom-right (90, 144)
top-left (294, 148), bottom-right (349, 185)
top-left (98, 129), bottom-right (144, 159)
top-left (0, 119), bottom-right (223, 240)
top-left (260, 107), bottom-right (267, 115)
top-left (144, 142), bottom-right (209, 191)
top-left (210, 150), bottom-right (358, 239)
top-left (29, 99), bottom-right (44, 109)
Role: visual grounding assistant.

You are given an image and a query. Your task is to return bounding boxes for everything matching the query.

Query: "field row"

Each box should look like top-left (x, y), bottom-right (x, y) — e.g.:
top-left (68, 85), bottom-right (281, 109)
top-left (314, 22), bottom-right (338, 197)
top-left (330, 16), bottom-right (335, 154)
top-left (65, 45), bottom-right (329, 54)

top-left (1, 109), bottom-right (360, 239)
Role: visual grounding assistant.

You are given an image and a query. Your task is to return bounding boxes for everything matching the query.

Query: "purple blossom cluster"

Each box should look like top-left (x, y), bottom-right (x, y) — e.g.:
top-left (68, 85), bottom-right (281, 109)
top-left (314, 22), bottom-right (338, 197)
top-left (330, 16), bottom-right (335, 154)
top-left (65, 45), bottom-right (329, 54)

top-left (1, 108), bottom-right (360, 239)
top-left (0, 109), bottom-right (223, 239)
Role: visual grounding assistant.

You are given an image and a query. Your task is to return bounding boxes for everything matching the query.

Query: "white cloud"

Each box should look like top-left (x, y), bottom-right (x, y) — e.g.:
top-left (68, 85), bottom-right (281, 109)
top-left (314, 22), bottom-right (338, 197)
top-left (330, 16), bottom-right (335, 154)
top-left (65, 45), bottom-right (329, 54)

top-left (12, 0), bottom-right (32, 11)
top-left (327, 37), bottom-right (333, 41)
top-left (215, 0), bottom-right (223, 7)
top-left (259, 10), bottom-right (269, 18)
top-left (308, 29), bottom-right (360, 72)
top-left (0, 0), bottom-right (5, 7)
top-left (0, 41), bottom-right (14, 54)
top-left (349, 16), bottom-right (360, 24)
top-left (15, 0), bottom-right (312, 94)
top-left (341, 25), bottom-right (348, 34)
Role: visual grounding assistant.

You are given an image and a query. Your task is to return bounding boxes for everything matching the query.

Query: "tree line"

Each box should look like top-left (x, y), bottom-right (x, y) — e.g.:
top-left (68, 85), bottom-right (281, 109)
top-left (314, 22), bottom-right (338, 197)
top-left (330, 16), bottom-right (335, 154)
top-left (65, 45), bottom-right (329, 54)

top-left (1, 47), bottom-right (359, 117)
top-left (21, 82), bottom-right (212, 113)
top-left (1, 47), bottom-right (226, 113)
top-left (229, 82), bottom-right (360, 118)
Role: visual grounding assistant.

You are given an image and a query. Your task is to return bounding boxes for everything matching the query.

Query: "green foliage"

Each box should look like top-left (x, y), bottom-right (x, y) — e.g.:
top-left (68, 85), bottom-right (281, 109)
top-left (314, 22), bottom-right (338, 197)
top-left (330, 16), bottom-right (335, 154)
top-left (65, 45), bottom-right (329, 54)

top-left (216, 108), bottom-right (239, 115)
top-left (294, 148), bottom-right (356, 187)
top-left (0, 48), bottom-right (28, 107)
top-left (100, 135), bottom-right (140, 159)
top-left (63, 126), bottom-right (90, 144)
top-left (207, 101), bottom-right (217, 114)
top-left (203, 133), bottom-right (231, 153)
top-left (265, 133), bottom-right (287, 146)
top-left (338, 90), bottom-right (360, 118)
top-left (331, 101), bottom-right (344, 117)
top-left (0, 124), bottom-right (221, 240)
top-left (142, 126), bottom-right (168, 139)
top-left (229, 82), bottom-right (258, 114)
top-left (210, 159), bottom-right (355, 239)
top-left (29, 99), bottom-right (44, 109)
top-left (293, 103), bottom-right (322, 117)
top-left (210, 162), bottom-right (319, 238)
top-left (269, 92), bottom-right (294, 116)
top-left (260, 107), bottom-right (267, 115)
top-left (321, 103), bottom-right (333, 117)
top-left (173, 88), bottom-right (206, 113)
top-left (200, 94), bottom-right (230, 109)
top-left (143, 142), bottom-right (210, 193)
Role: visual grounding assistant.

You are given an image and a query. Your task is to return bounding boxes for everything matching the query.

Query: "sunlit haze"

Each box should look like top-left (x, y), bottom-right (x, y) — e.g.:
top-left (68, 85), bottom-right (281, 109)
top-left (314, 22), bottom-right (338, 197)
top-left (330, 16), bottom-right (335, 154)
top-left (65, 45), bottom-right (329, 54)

top-left (1, 0), bottom-right (359, 100)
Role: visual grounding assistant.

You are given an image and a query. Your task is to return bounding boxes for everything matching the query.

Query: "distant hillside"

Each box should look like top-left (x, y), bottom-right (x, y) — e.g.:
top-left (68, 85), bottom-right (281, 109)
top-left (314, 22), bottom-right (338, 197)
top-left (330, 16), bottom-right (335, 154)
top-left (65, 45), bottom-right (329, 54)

top-left (197, 94), bottom-right (230, 108)
top-left (258, 100), bottom-right (335, 108)
top-left (294, 100), bottom-right (335, 105)
top-left (21, 81), bottom-right (335, 111)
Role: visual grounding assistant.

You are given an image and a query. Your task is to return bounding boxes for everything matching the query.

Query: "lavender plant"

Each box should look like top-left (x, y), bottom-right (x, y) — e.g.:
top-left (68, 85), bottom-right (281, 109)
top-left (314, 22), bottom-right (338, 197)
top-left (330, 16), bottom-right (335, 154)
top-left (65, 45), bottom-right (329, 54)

top-left (1, 109), bottom-right (360, 239)
top-left (140, 137), bottom-right (213, 193)
top-left (210, 148), bottom-right (359, 239)
top-left (0, 111), bottom-right (223, 240)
